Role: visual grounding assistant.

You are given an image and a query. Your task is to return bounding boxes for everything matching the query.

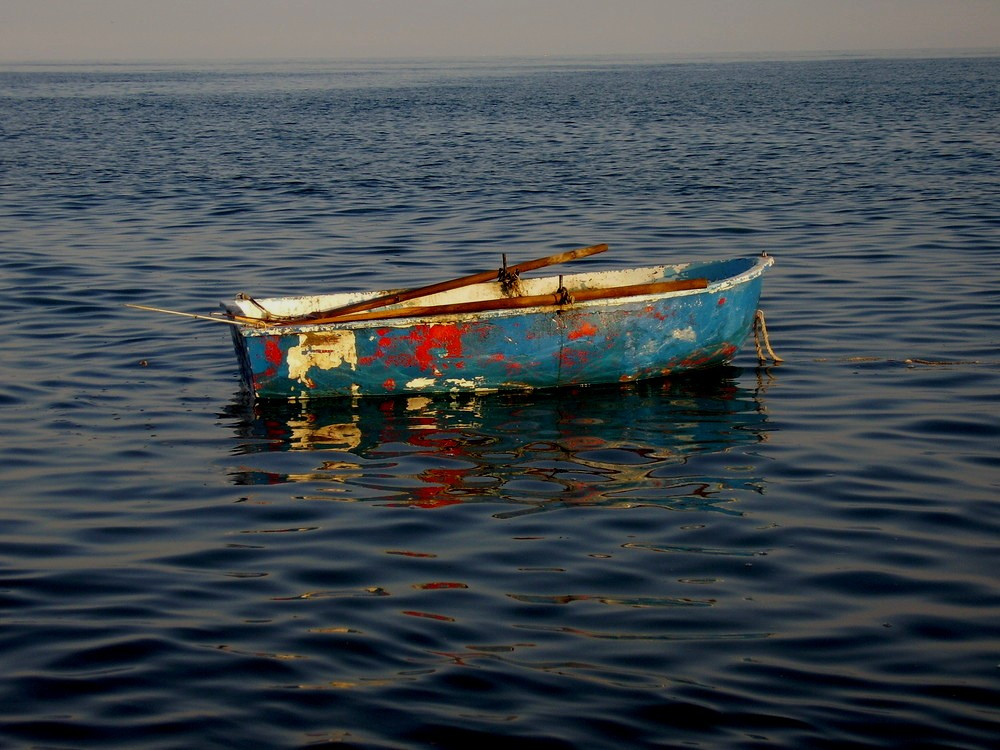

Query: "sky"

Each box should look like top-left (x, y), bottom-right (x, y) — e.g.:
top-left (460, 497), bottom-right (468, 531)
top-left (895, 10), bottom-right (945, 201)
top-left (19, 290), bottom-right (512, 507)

top-left (1, 0), bottom-right (998, 62)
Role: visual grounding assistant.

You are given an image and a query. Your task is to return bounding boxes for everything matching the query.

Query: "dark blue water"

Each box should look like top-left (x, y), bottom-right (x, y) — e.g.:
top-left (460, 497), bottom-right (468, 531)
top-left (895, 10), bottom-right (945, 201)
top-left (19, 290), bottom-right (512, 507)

top-left (2, 54), bottom-right (999, 749)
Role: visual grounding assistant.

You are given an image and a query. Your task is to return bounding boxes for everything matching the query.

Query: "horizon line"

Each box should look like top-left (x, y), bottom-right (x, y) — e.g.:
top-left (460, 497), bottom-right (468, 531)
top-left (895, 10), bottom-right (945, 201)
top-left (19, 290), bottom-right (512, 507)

top-left (2, 46), bottom-right (998, 67)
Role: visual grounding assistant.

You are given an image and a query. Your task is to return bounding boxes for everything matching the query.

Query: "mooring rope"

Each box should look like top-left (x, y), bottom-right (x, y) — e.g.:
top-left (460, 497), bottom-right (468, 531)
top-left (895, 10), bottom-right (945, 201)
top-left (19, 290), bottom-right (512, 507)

top-left (753, 309), bottom-right (784, 366)
top-left (748, 314), bottom-right (985, 368)
top-left (811, 357), bottom-right (985, 366)
top-left (497, 253), bottom-right (524, 297)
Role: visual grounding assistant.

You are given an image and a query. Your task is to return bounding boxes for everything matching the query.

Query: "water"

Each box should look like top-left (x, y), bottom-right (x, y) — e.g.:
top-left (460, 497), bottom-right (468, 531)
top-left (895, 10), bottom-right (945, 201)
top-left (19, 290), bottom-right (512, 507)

top-left (1, 53), bottom-right (999, 748)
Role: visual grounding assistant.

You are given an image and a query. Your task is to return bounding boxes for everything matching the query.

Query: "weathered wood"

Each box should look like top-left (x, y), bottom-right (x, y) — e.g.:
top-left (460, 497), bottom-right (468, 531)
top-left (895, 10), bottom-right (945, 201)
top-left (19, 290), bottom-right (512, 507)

top-left (272, 243), bottom-right (609, 325)
top-left (297, 278), bottom-right (708, 325)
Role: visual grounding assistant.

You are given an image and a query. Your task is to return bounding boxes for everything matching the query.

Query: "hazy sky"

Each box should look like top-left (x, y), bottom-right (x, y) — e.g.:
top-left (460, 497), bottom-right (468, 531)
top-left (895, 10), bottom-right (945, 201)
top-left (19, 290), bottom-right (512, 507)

top-left (2, 0), bottom-right (998, 62)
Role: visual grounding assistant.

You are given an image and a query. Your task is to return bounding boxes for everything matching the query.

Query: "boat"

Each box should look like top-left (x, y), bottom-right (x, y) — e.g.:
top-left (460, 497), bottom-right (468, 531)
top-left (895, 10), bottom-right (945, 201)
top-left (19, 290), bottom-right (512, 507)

top-left (217, 245), bottom-right (775, 400)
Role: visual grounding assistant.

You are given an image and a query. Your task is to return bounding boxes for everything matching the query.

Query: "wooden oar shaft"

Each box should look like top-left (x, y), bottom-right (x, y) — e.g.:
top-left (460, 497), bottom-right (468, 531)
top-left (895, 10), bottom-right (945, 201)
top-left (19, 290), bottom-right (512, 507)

top-left (285, 243), bottom-right (609, 324)
top-left (301, 278), bottom-right (708, 325)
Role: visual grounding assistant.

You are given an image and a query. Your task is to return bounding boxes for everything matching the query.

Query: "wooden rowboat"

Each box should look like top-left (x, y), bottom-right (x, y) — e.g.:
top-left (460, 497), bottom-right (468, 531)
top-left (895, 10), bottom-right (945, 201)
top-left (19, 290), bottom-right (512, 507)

top-left (218, 247), bottom-right (775, 400)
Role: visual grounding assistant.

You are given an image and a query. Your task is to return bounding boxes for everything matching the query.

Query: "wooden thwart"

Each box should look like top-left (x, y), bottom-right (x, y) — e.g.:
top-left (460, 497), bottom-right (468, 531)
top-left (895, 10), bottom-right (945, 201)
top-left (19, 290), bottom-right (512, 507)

top-left (273, 243), bottom-right (609, 325)
top-left (295, 278), bottom-right (709, 325)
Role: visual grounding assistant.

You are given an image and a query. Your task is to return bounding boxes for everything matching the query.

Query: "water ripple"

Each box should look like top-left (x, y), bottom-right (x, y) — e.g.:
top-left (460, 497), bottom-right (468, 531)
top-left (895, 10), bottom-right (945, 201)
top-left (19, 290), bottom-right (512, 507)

top-left (2, 55), bottom-right (999, 749)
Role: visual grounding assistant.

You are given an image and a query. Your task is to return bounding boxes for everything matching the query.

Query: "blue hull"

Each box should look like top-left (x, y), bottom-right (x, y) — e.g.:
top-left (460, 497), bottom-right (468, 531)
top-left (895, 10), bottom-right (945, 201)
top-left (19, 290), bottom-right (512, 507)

top-left (227, 256), bottom-right (773, 400)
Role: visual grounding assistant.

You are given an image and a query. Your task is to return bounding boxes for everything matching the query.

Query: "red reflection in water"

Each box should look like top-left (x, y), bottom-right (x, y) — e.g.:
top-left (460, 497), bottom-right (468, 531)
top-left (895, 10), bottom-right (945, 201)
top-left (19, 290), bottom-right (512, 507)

top-left (412, 582), bottom-right (468, 590)
top-left (402, 610), bottom-right (455, 622)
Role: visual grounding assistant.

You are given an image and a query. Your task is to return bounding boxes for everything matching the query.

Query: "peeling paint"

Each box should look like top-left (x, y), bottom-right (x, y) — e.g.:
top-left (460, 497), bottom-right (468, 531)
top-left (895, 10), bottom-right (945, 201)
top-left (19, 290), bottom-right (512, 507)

top-left (406, 377), bottom-right (438, 390)
top-left (671, 327), bottom-right (696, 342)
top-left (287, 331), bottom-right (358, 385)
top-left (443, 378), bottom-right (478, 389)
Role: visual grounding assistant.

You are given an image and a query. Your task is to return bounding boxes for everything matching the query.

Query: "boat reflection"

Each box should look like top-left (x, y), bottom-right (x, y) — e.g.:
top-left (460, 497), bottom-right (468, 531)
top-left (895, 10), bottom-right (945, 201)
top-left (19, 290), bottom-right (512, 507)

top-left (223, 370), bottom-right (773, 517)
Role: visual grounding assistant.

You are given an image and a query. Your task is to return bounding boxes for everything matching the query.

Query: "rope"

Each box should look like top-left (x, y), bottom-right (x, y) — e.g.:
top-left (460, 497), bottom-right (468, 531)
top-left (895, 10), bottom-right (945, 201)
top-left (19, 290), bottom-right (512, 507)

top-left (904, 358), bottom-right (980, 366)
top-left (494, 252), bottom-right (523, 297)
top-left (812, 357), bottom-right (984, 366)
top-left (497, 270), bottom-right (523, 297)
top-left (753, 309), bottom-right (784, 365)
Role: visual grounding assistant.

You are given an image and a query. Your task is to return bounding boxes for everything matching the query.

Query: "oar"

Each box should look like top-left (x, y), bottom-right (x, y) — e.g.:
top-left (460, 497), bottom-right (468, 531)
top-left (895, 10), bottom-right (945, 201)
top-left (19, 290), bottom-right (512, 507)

top-left (124, 303), bottom-right (267, 327)
top-left (298, 278), bottom-right (708, 325)
top-left (273, 243), bottom-right (609, 326)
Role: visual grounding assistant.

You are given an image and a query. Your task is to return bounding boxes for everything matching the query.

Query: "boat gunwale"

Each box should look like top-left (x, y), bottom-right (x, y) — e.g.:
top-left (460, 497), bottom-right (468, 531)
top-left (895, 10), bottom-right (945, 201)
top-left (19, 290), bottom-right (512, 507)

top-left (229, 255), bottom-right (773, 335)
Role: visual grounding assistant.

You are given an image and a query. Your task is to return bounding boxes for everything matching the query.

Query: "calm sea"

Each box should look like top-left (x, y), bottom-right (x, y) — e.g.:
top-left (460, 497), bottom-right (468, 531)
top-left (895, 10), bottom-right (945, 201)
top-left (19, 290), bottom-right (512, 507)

top-left (1, 53), bottom-right (998, 749)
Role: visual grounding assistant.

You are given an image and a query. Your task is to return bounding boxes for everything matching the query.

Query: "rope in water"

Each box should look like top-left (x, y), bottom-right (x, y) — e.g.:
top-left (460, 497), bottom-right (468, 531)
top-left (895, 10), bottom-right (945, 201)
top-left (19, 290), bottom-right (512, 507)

top-left (812, 357), bottom-right (985, 366)
top-left (753, 309), bottom-right (784, 366)
top-left (749, 314), bottom-right (986, 368)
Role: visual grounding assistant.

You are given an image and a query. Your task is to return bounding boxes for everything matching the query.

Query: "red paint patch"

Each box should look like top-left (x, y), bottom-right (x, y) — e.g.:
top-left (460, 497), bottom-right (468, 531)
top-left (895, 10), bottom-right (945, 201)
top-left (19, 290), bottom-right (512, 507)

top-left (360, 330), bottom-right (399, 366)
top-left (679, 344), bottom-right (738, 370)
top-left (372, 329), bottom-right (394, 355)
top-left (382, 378), bottom-right (397, 391)
top-left (559, 348), bottom-right (589, 369)
top-left (263, 337), bottom-right (283, 365)
top-left (568, 322), bottom-right (598, 340)
top-left (679, 354), bottom-right (713, 368)
top-left (409, 323), bottom-right (466, 371)
top-left (489, 353), bottom-right (505, 362)
top-left (717, 297), bottom-right (727, 306)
